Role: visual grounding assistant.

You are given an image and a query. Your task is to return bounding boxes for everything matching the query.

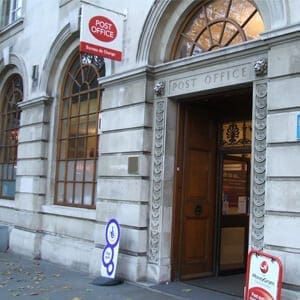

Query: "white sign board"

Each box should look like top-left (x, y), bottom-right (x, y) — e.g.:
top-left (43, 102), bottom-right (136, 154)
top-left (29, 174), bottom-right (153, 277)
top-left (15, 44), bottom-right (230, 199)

top-left (101, 219), bottom-right (121, 278)
top-left (80, 3), bottom-right (124, 61)
top-left (245, 250), bottom-right (283, 300)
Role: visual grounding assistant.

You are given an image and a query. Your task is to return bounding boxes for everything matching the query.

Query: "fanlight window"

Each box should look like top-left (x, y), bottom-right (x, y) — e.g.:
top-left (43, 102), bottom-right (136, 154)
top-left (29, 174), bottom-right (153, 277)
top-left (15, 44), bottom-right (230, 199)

top-left (0, 74), bottom-right (23, 199)
top-left (55, 53), bottom-right (105, 208)
top-left (172, 0), bottom-right (264, 59)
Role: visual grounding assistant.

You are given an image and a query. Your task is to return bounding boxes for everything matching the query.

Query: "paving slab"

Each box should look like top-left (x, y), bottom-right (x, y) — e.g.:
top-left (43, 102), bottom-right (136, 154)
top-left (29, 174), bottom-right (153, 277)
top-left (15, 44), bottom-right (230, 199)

top-left (0, 250), bottom-right (243, 300)
top-left (0, 251), bottom-right (178, 300)
top-left (150, 281), bottom-right (243, 300)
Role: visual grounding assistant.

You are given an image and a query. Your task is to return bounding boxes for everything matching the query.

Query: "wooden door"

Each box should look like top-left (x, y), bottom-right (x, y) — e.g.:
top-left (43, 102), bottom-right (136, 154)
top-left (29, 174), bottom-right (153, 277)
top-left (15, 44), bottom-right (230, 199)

top-left (176, 104), bottom-right (217, 279)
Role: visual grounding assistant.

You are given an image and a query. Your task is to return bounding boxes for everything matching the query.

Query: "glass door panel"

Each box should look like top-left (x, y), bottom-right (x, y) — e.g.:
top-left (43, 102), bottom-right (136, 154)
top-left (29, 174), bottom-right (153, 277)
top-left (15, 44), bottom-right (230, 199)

top-left (222, 157), bottom-right (249, 216)
top-left (219, 155), bottom-right (250, 273)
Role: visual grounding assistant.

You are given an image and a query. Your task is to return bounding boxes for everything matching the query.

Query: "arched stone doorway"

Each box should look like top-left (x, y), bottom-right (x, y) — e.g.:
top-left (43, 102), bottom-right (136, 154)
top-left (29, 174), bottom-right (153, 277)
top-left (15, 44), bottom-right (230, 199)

top-left (145, 0), bottom-right (269, 287)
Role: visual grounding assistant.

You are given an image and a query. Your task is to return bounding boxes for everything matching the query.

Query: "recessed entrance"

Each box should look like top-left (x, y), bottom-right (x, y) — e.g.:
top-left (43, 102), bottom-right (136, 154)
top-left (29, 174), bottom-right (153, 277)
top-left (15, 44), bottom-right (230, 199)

top-left (172, 86), bottom-right (252, 287)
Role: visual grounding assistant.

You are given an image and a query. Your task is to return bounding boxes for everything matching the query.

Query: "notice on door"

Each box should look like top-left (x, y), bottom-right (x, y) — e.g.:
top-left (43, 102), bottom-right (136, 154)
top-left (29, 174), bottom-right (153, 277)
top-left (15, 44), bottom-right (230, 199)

top-left (245, 250), bottom-right (283, 300)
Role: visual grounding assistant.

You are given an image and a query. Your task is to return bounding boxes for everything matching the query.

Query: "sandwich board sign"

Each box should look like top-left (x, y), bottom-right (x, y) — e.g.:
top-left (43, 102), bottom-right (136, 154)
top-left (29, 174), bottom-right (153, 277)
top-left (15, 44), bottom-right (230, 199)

top-left (101, 219), bottom-right (121, 278)
top-left (245, 250), bottom-right (283, 300)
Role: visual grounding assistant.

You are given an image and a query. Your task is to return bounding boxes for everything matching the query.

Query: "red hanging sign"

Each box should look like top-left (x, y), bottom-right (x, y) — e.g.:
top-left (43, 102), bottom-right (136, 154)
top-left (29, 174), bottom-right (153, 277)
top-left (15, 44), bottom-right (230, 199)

top-left (80, 3), bottom-right (124, 61)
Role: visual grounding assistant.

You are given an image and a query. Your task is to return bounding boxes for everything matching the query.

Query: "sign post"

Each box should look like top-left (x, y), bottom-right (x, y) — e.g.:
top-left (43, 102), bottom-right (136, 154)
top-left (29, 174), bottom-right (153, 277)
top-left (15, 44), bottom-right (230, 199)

top-left (245, 250), bottom-right (283, 300)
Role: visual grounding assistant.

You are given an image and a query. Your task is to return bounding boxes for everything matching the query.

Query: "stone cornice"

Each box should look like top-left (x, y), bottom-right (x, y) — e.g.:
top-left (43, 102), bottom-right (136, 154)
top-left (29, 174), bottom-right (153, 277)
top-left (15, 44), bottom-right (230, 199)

top-left (98, 24), bottom-right (300, 89)
top-left (98, 40), bottom-right (269, 88)
top-left (0, 18), bottom-right (24, 44)
top-left (98, 65), bottom-right (155, 87)
top-left (261, 22), bottom-right (300, 44)
top-left (18, 95), bottom-right (53, 109)
top-left (152, 39), bottom-right (269, 78)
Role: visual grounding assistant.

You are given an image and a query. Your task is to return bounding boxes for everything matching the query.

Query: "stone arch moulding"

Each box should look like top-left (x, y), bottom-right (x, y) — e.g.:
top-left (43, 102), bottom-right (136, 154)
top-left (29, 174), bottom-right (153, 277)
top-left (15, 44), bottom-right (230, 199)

top-left (254, 0), bottom-right (287, 31)
top-left (42, 24), bottom-right (110, 97)
top-left (0, 53), bottom-right (28, 101)
top-left (137, 0), bottom-right (288, 66)
top-left (39, 24), bottom-right (80, 207)
top-left (136, 0), bottom-right (171, 63)
top-left (40, 23), bottom-right (79, 96)
top-left (136, 0), bottom-right (195, 65)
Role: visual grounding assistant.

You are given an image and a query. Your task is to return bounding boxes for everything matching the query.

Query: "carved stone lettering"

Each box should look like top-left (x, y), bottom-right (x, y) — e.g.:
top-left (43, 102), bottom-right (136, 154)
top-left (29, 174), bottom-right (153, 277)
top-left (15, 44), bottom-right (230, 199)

top-left (169, 64), bottom-right (251, 96)
top-left (171, 78), bottom-right (197, 92)
top-left (203, 66), bottom-right (248, 85)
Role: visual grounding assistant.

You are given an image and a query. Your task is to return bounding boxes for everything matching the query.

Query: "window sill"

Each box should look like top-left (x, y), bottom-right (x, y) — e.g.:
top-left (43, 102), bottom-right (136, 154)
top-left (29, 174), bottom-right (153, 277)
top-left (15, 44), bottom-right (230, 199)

top-left (0, 201), bottom-right (96, 221)
top-left (42, 204), bottom-right (96, 221)
top-left (0, 18), bottom-right (24, 42)
top-left (0, 199), bottom-right (15, 208)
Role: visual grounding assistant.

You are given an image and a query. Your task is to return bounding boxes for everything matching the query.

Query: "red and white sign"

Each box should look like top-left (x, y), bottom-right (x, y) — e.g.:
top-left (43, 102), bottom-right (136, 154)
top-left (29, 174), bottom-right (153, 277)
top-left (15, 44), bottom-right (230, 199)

top-left (80, 3), bottom-right (124, 61)
top-left (245, 250), bottom-right (283, 300)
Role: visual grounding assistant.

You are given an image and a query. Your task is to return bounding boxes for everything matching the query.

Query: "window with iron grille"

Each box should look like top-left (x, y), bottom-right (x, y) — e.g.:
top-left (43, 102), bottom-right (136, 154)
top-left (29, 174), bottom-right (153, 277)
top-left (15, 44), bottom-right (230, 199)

top-left (54, 52), bottom-right (105, 208)
top-left (0, 74), bottom-right (23, 199)
top-left (171, 0), bottom-right (264, 60)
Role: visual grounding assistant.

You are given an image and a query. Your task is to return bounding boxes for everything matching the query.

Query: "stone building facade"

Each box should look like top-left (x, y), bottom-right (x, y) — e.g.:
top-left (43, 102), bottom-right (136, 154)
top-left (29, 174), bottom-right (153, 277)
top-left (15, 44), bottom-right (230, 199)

top-left (0, 0), bottom-right (300, 299)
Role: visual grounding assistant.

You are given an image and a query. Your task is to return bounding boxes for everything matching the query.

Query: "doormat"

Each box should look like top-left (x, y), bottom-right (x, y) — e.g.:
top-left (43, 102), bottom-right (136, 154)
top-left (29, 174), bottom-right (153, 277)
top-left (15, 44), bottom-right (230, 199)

top-left (186, 273), bottom-right (244, 298)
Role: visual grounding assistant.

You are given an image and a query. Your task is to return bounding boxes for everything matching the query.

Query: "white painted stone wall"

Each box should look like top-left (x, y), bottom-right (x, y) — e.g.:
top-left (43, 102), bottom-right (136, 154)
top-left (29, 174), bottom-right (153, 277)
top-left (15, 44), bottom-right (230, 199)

top-left (0, 1), bottom-right (300, 297)
top-left (266, 36), bottom-right (300, 297)
top-left (0, 0), bottom-right (155, 281)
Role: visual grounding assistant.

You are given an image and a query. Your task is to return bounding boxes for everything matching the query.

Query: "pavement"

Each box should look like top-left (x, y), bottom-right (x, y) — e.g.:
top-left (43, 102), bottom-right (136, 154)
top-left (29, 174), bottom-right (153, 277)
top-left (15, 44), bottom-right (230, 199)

top-left (0, 250), bottom-right (242, 300)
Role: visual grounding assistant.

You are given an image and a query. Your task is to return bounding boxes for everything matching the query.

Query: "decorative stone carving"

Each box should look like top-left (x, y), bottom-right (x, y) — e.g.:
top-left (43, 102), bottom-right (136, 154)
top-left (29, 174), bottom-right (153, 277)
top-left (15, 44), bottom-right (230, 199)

top-left (251, 82), bottom-right (267, 250)
top-left (149, 82), bottom-right (268, 257)
top-left (148, 100), bottom-right (166, 263)
top-left (154, 81), bottom-right (166, 97)
top-left (254, 58), bottom-right (268, 76)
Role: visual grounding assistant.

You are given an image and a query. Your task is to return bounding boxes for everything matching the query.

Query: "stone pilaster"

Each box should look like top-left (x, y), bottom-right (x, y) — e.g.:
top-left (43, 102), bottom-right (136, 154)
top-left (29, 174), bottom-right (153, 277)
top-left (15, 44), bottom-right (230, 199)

top-left (250, 81), bottom-right (267, 250)
top-left (10, 95), bottom-right (52, 258)
top-left (147, 96), bottom-right (172, 282)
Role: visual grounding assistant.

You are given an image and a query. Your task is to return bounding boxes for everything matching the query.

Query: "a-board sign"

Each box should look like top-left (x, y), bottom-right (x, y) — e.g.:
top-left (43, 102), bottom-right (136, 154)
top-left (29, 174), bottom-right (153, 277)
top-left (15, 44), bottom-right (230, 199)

top-left (245, 250), bottom-right (283, 300)
top-left (101, 219), bottom-right (121, 278)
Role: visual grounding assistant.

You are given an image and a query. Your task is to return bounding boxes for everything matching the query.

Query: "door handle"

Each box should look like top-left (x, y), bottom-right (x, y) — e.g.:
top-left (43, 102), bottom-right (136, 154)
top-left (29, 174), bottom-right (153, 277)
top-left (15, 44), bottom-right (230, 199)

top-left (194, 204), bottom-right (202, 216)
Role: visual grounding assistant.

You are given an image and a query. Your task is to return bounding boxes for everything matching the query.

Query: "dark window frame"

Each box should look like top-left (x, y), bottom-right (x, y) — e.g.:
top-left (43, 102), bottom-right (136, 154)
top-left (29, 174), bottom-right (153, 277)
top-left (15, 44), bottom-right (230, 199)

top-left (0, 74), bottom-right (23, 199)
top-left (54, 52), bottom-right (105, 209)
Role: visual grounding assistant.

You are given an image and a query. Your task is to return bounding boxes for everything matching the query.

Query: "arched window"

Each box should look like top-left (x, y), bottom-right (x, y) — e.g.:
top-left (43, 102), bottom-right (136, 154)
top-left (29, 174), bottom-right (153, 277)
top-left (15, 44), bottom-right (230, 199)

top-left (0, 74), bottom-right (23, 199)
top-left (171, 0), bottom-right (264, 60)
top-left (55, 53), bottom-right (105, 208)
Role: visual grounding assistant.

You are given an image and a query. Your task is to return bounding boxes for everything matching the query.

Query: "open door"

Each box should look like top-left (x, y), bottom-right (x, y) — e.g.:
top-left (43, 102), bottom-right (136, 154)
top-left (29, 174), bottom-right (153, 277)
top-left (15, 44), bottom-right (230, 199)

top-left (172, 88), bottom-right (252, 281)
top-left (174, 104), bottom-right (217, 279)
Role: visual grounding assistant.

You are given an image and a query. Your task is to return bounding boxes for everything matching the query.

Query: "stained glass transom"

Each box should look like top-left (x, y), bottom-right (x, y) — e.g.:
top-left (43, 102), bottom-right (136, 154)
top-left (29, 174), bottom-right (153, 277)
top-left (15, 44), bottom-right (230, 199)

top-left (221, 120), bottom-right (252, 149)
